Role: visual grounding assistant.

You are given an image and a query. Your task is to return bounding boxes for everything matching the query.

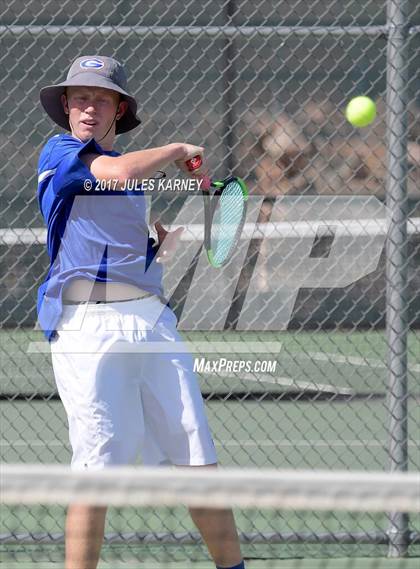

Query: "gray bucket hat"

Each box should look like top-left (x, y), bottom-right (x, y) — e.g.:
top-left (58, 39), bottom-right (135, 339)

top-left (39, 55), bottom-right (141, 134)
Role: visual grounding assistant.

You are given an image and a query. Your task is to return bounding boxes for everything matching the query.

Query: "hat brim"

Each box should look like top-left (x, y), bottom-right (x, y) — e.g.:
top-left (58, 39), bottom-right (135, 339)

top-left (39, 73), bottom-right (141, 135)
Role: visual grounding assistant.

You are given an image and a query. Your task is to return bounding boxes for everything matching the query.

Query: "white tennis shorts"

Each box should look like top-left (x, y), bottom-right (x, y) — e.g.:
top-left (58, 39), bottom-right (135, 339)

top-left (50, 296), bottom-right (217, 470)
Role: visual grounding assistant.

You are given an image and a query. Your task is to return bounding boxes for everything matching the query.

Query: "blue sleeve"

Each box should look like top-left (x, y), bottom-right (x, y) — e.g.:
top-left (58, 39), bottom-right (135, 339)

top-left (37, 135), bottom-right (105, 220)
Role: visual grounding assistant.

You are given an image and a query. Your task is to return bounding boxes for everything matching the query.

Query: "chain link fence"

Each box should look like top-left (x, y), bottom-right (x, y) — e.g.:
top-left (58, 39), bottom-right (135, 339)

top-left (1, 0), bottom-right (419, 563)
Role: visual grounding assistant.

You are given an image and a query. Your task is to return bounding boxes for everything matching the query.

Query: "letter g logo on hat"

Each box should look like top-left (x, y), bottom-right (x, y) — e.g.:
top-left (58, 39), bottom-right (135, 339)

top-left (80, 58), bottom-right (104, 69)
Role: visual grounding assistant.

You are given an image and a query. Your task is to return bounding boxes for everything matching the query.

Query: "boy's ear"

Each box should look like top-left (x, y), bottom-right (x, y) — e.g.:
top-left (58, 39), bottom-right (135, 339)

top-left (116, 100), bottom-right (129, 120)
top-left (61, 93), bottom-right (69, 115)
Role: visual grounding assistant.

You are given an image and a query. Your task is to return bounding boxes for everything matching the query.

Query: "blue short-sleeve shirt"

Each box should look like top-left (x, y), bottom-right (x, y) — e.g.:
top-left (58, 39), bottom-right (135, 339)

top-left (36, 134), bottom-right (163, 342)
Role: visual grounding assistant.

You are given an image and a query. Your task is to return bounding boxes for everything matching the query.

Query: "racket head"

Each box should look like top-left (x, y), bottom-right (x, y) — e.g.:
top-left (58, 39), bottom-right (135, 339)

top-left (205, 176), bottom-right (248, 268)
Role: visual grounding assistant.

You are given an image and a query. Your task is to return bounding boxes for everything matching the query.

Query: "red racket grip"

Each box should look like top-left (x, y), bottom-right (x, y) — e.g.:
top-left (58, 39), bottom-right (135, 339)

top-left (185, 155), bottom-right (202, 171)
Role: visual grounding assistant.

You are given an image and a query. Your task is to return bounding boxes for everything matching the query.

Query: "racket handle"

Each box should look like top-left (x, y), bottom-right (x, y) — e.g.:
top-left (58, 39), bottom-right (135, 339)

top-left (185, 155), bottom-right (202, 171)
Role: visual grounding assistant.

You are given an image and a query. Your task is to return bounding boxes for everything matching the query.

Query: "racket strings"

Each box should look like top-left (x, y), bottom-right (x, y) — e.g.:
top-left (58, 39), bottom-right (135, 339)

top-left (211, 180), bottom-right (246, 266)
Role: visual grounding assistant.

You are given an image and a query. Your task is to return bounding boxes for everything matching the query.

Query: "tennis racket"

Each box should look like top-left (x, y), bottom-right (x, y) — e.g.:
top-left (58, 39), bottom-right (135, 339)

top-left (186, 155), bottom-right (248, 268)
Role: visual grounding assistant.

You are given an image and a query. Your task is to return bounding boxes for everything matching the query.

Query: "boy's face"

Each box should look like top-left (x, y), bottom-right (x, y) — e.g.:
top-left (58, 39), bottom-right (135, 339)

top-left (61, 86), bottom-right (127, 144)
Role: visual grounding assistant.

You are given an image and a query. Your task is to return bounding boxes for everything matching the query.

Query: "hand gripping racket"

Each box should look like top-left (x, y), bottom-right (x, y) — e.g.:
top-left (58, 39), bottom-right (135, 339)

top-left (186, 155), bottom-right (248, 268)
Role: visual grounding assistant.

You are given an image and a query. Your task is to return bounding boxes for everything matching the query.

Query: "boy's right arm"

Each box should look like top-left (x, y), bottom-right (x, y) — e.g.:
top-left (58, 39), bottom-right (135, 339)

top-left (81, 142), bottom-right (203, 188)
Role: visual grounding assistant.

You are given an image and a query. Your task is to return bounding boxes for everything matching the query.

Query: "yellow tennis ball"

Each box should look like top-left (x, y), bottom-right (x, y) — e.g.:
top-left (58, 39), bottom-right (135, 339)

top-left (345, 96), bottom-right (376, 127)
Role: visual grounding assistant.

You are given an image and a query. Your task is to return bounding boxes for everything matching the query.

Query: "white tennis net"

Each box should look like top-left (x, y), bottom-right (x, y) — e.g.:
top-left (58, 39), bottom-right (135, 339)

top-left (1, 465), bottom-right (419, 567)
top-left (2, 465), bottom-right (420, 512)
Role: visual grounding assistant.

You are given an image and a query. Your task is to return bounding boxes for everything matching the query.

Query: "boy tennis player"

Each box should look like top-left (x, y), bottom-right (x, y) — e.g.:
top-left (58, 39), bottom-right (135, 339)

top-left (37, 55), bottom-right (244, 569)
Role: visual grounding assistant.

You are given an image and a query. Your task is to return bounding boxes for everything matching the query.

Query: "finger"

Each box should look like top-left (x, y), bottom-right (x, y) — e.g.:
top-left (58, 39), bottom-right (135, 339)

top-left (157, 224), bottom-right (183, 238)
top-left (161, 225), bottom-right (184, 237)
top-left (156, 235), bottom-right (183, 262)
top-left (176, 163), bottom-right (196, 175)
top-left (185, 147), bottom-right (204, 161)
top-left (191, 167), bottom-right (209, 177)
top-left (165, 228), bottom-right (184, 246)
top-left (156, 250), bottom-right (169, 264)
top-left (198, 175), bottom-right (211, 190)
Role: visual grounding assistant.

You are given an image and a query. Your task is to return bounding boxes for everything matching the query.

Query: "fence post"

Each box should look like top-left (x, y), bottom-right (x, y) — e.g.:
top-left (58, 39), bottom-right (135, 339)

top-left (385, 0), bottom-right (410, 558)
top-left (224, 0), bottom-right (236, 172)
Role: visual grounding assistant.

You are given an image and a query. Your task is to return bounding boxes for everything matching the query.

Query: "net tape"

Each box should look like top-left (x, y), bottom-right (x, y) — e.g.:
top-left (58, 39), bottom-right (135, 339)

top-left (2, 465), bottom-right (419, 512)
